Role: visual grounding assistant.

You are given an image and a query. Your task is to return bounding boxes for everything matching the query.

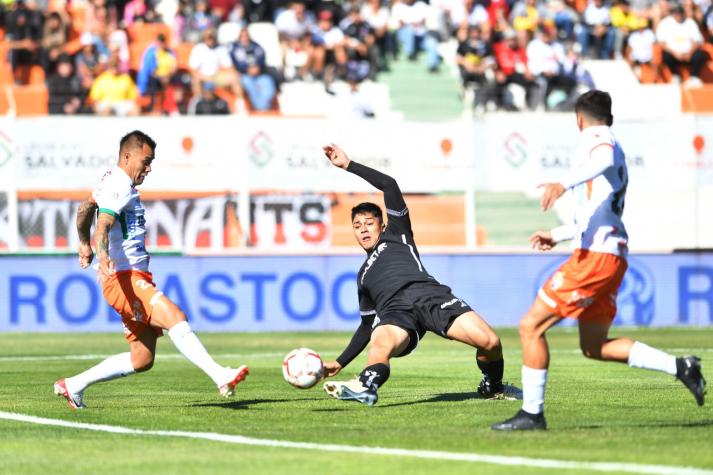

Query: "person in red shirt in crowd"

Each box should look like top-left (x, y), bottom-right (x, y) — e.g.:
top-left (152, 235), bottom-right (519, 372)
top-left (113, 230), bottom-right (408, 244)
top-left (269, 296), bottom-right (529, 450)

top-left (494, 29), bottom-right (537, 110)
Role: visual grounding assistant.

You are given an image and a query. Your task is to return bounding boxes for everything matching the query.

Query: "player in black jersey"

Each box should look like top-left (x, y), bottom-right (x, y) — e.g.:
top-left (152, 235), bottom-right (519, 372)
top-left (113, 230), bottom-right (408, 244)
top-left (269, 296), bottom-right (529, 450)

top-left (321, 144), bottom-right (516, 405)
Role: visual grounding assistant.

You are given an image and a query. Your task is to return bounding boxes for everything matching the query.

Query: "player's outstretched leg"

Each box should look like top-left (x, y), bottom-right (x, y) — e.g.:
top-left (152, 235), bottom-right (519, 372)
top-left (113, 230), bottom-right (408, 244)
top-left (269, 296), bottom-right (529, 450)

top-left (54, 353), bottom-right (137, 410)
top-left (580, 322), bottom-right (706, 406)
top-left (153, 297), bottom-right (249, 398)
top-left (53, 331), bottom-right (156, 410)
top-left (324, 324), bottom-right (408, 406)
top-left (446, 311), bottom-right (519, 400)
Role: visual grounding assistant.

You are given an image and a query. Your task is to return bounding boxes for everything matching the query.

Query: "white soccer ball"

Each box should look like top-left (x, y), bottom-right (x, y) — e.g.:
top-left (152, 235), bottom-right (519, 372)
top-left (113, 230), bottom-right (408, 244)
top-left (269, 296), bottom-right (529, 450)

top-left (282, 348), bottom-right (324, 389)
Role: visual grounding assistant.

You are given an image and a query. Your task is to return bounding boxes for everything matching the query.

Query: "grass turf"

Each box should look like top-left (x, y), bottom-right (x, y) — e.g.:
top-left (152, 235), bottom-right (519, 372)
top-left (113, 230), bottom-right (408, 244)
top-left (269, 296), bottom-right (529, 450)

top-left (0, 328), bottom-right (711, 474)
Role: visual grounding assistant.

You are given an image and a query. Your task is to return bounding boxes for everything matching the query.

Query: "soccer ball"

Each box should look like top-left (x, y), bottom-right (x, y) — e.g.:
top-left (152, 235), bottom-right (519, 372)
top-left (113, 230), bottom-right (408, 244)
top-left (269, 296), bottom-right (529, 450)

top-left (282, 348), bottom-right (324, 389)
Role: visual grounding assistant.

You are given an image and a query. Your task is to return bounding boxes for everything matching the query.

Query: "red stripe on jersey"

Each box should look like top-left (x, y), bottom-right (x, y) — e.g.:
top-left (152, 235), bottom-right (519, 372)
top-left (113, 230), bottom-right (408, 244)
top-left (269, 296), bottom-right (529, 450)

top-left (589, 142), bottom-right (614, 158)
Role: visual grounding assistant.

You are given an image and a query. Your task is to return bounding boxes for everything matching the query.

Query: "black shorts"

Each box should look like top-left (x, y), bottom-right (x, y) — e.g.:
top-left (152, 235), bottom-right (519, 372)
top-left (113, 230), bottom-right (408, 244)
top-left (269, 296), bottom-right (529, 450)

top-left (375, 281), bottom-right (473, 358)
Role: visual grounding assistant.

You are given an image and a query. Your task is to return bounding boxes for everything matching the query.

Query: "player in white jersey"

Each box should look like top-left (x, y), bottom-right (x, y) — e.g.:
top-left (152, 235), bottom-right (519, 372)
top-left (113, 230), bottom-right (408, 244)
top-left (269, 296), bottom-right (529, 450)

top-left (492, 90), bottom-right (706, 431)
top-left (54, 131), bottom-right (248, 409)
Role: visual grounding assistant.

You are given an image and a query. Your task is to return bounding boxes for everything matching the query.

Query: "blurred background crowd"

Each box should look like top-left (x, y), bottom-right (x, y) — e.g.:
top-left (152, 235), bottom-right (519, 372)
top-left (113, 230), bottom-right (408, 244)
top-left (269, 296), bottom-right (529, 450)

top-left (1, 0), bottom-right (712, 116)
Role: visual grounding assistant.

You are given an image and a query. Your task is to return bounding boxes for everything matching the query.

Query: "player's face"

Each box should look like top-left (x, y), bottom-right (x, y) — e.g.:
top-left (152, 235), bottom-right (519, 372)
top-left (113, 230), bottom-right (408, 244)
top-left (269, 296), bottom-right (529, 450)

top-left (126, 144), bottom-right (154, 186)
top-left (352, 213), bottom-right (384, 251)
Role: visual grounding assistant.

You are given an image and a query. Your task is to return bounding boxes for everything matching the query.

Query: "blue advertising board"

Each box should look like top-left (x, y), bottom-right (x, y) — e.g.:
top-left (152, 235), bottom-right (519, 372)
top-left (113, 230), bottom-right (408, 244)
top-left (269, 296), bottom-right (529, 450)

top-left (1, 253), bottom-right (712, 334)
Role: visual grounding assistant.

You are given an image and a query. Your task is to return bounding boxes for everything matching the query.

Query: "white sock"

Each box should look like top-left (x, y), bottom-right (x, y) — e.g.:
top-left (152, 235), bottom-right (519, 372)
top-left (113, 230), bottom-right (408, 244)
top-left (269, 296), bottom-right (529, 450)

top-left (66, 352), bottom-right (135, 394)
top-left (168, 321), bottom-right (227, 386)
top-left (627, 341), bottom-right (677, 376)
top-left (521, 366), bottom-right (548, 415)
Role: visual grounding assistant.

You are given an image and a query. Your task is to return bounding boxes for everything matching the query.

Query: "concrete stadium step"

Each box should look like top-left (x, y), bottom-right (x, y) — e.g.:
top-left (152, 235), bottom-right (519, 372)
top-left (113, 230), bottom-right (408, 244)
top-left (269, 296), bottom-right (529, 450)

top-left (378, 53), bottom-right (465, 121)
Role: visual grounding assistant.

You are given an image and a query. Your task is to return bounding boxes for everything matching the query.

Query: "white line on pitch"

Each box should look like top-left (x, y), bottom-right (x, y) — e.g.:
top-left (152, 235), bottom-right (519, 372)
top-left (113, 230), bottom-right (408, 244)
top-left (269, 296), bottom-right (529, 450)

top-left (0, 353), bottom-right (284, 362)
top-left (0, 411), bottom-right (711, 475)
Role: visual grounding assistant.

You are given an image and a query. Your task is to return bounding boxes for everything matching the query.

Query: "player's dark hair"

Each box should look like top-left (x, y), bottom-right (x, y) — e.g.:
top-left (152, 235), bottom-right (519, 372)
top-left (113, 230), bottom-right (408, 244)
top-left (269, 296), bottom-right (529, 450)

top-left (120, 130), bottom-right (157, 154)
top-left (575, 90), bottom-right (614, 126)
top-left (351, 202), bottom-right (383, 222)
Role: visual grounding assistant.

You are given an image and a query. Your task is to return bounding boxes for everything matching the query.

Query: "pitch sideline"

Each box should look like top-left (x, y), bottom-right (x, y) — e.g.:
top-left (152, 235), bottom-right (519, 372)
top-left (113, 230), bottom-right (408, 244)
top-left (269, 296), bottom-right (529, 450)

top-left (1, 411), bottom-right (711, 475)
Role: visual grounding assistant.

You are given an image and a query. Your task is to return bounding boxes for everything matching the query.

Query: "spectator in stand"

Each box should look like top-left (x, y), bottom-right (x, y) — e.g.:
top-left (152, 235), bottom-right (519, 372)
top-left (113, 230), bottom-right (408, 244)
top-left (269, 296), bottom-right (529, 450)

top-left (494, 28), bottom-right (537, 110)
top-left (242, 0), bottom-right (277, 23)
top-left (656, 3), bottom-right (709, 86)
top-left (312, 10), bottom-right (348, 87)
top-left (549, 0), bottom-right (579, 40)
top-left (104, 17), bottom-right (131, 73)
top-left (456, 24), bottom-right (496, 111)
top-left (188, 28), bottom-right (236, 97)
top-left (449, 0), bottom-right (491, 36)
top-left (527, 23), bottom-right (575, 109)
top-left (578, 0), bottom-right (615, 59)
top-left (85, 0), bottom-right (113, 37)
top-left (89, 53), bottom-right (140, 116)
top-left (627, 18), bottom-right (656, 79)
top-left (75, 32), bottom-right (107, 91)
top-left (610, 0), bottom-right (641, 58)
top-left (41, 11), bottom-right (67, 75)
top-left (191, 80), bottom-right (231, 114)
top-left (183, 0), bottom-right (220, 43)
top-left (276, 1), bottom-right (316, 42)
top-left (392, 0), bottom-right (440, 72)
top-left (47, 54), bottom-right (86, 115)
top-left (510, 0), bottom-right (541, 34)
top-left (124, 0), bottom-right (147, 27)
top-left (361, 0), bottom-right (394, 71)
top-left (5, 0), bottom-right (43, 84)
top-left (229, 28), bottom-right (277, 110)
top-left (210, 0), bottom-right (238, 22)
top-left (137, 33), bottom-right (178, 113)
top-left (342, 5), bottom-right (379, 79)
top-left (276, 1), bottom-right (320, 79)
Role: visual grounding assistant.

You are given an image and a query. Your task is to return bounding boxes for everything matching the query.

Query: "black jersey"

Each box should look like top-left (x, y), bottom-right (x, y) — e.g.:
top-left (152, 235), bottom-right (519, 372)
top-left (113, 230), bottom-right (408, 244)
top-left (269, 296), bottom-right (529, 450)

top-left (355, 198), bottom-right (437, 317)
top-left (336, 161), bottom-right (439, 368)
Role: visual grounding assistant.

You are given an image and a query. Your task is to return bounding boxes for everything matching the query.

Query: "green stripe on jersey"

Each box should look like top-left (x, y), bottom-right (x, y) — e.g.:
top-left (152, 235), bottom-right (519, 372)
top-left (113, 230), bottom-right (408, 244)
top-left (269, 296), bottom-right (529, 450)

top-left (118, 212), bottom-right (128, 239)
top-left (98, 208), bottom-right (120, 218)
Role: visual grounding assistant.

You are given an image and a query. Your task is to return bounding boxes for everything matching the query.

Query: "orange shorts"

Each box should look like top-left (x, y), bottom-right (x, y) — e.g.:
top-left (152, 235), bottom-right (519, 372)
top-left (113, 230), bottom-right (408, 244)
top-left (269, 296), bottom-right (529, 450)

top-left (538, 249), bottom-right (628, 324)
top-left (103, 270), bottom-right (165, 342)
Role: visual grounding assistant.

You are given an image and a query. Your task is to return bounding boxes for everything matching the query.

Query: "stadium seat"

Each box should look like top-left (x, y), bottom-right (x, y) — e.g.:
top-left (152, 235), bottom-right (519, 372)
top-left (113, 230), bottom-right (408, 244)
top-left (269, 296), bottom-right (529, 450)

top-left (247, 22), bottom-right (283, 69)
top-left (128, 23), bottom-right (172, 45)
top-left (218, 22), bottom-right (242, 45)
top-left (176, 42), bottom-right (193, 70)
top-left (681, 85), bottom-right (713, 112)
top-left (2, 85), bottom-right (49, 116)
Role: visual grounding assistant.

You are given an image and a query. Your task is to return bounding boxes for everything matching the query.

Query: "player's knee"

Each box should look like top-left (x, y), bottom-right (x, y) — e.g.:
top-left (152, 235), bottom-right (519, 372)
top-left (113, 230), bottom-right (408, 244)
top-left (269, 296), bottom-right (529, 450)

top-left (580, 343), bottom-right (604, 360)
top-left (482, 333), bottom-right (502, 353)
top-left (519, 318), bottom-right (538, 340)
top-left (133, 354), bottom-right (155, 372)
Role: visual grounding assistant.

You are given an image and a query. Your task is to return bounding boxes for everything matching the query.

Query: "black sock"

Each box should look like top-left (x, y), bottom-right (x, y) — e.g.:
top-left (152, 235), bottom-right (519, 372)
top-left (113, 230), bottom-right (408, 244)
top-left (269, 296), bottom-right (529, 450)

top-left (358, 363), bottom-right (390, 391)
top-left (477, 358), bottom-right (504, 384)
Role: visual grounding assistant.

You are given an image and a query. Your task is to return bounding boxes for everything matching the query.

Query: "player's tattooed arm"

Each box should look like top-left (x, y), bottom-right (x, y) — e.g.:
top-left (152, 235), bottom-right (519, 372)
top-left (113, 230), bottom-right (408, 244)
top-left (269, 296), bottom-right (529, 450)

top-left (77, 196), bottom-right (97, 269)
top-left (93, 212), bottom-right (116, 278)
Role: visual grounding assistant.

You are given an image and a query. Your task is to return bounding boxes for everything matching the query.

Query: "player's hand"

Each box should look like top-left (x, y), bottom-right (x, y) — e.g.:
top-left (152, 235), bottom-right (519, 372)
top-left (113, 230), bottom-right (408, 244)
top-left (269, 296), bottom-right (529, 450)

top-left (323, 361), bottom-right (343, 378)
top-left (529, 230), bottom-right (556, 251)
top-left (97, 254), bottom-right (116, 280)
top-left (78, 241), bottom-right (95, 269)
top-left (323, 144), bottom-right (351, 170)
top-left (537, 182), bottom-right (566, 211)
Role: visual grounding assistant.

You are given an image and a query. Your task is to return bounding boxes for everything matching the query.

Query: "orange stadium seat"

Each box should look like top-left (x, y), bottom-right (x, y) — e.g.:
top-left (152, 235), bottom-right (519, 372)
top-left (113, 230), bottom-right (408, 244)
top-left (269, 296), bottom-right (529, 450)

top-left (128, 23), bottom-right (172, 45)
top-left (176, 42), bottom-right (193, 70)
top-left (0, 85), bottom-right (49, 116)
top-left (130, 42), bottom-right (148, 71)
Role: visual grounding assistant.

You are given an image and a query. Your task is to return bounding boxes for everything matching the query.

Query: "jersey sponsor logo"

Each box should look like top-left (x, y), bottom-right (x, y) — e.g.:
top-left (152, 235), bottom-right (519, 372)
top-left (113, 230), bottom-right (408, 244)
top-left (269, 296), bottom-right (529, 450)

top-left (360, 242), bottom-right (388, 284)
top-left (568, 290), bottom-right (594, 309)
top-left (550, 271), bottom-right (565, 291)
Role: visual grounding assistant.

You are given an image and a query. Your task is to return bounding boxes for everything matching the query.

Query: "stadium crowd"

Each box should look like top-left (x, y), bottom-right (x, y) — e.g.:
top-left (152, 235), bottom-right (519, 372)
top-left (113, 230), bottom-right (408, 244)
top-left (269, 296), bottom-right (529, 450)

top-left (2, 0), bottom-right (712, 115)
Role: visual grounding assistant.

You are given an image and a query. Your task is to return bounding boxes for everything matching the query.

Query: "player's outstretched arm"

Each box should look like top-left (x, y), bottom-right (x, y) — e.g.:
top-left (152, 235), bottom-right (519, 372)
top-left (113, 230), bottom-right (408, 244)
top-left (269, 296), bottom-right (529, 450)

top-left (93, 212), bottom-right (116, 279)
top-left (323, 143), bottom-right (407, 213)
top-left (76, 196), bottom-right (97, 269)
top-left (327, 319), bottom-right (373, 378)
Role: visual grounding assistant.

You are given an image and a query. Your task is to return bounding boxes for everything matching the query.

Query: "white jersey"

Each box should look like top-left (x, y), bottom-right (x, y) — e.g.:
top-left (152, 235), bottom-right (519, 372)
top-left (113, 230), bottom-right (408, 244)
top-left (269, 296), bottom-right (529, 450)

top-left (92, 166), bottom-right (149, 272)
top-left (551, 125), bottom-right (628, 257)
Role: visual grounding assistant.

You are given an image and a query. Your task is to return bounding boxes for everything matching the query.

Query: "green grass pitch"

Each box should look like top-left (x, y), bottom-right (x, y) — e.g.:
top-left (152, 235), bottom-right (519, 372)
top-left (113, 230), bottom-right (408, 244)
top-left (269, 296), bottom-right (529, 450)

top-left (0, 328), bottom-right (711, 475)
